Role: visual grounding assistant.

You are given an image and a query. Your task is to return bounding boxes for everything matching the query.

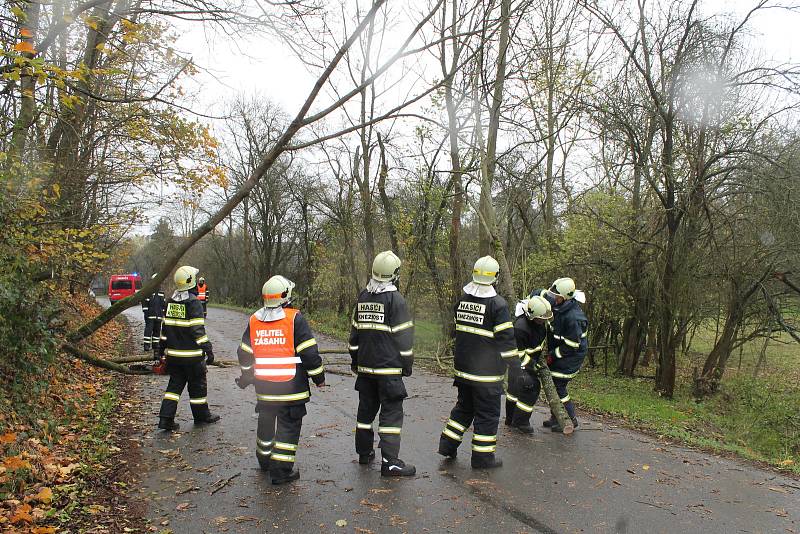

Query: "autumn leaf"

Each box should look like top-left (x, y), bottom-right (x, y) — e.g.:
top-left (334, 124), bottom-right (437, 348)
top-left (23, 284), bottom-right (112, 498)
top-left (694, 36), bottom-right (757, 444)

top-left (0, 432), bottom-right (17, 444)
top-left (4, 455), bottom-right (32, 470)
top-left (13, 41), bottom-right (36, 54)
top-left (35, 487), bottom-right (54, 504)
top-left (20, 28), bottom-right (33, 38)
top-left (11, 504), bottom-right (33, 524)
top-left (32, 527), bottom-right (57, 534)
top-left (778, 459), bottom-right (794, 467)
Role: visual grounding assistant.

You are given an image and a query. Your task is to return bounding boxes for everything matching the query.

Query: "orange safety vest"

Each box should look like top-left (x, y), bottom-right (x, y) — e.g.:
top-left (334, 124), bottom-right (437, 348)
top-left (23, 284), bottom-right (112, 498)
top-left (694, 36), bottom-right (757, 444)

top-left (197, 283), bottom-right (207, 301)
top-left (250, 308), bottom-right (299, 382)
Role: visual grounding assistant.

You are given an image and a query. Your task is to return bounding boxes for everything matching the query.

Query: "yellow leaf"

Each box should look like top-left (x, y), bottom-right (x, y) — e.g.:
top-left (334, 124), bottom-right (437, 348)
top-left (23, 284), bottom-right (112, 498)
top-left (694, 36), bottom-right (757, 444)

top-left (33, 527), bottom-right (57, 534)
top-left (36, 487), bottom-right (54, 504)
top-left (13, 41), bottom-right (36, 54)
top-left (0, 432), bottom-right (16, 444)
top-left (3, 455), bottom-right (32, 470)
top-left (642, 464), bottom-right (650, 471)
top-left (778, 459), bottom-right (794, 467)
top-left (20, 28), bottom-right (33, 38)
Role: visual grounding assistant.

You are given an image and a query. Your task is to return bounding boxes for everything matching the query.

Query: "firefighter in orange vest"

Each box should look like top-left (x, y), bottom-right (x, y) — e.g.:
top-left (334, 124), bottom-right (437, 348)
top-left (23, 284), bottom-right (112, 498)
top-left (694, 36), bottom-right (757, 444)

top-left (197, 277), bottom-right (209, 317)
top-left (235, 275), bottom-right (325, 485)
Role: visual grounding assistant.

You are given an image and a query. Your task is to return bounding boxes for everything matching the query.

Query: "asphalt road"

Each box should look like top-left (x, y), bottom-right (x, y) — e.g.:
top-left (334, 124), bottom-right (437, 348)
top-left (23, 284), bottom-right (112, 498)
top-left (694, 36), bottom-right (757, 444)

top-left (108, 300), bottom-right (799, 534)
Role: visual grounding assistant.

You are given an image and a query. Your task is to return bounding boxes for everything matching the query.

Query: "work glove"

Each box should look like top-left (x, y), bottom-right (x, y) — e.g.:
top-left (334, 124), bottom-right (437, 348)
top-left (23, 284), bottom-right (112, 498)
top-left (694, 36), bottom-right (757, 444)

top-left (351, 362), bottom-right (358, 375)
top-left (235, 375), bottom-right (252, 389)
top-left (517, 372), bottom-right (535, 390)
top-left (205, 350), bottom-right (215, 365)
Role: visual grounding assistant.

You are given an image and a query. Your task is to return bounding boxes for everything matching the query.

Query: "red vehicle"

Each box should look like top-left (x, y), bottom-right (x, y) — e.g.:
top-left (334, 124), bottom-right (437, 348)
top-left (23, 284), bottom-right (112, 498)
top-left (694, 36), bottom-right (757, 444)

top-left (108, 273), bottom-right (142, 304)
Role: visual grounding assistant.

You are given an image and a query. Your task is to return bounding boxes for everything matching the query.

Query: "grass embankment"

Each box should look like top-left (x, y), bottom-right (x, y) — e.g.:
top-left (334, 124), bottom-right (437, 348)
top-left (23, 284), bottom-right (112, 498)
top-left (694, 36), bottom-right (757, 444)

top-left (0, 297), bottom-right (145, 532)
top-left (309, 309), bottom-right (800, 474)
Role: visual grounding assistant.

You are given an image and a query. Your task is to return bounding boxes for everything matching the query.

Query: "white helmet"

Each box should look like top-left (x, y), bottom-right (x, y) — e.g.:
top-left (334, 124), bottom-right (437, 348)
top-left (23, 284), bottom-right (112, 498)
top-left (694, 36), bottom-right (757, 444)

top-left (525, 295), bottom-right (553, 320)
top-left (548, 277), bottom-right (576, 300)
top-left (174, 266), bottom-right (199, 291)
top-left (371, 250), bottom-right (401, 282)
top-left (472, 255), bottom-right (499, 285)
top-left (262, 275), bottom-right (295, 308)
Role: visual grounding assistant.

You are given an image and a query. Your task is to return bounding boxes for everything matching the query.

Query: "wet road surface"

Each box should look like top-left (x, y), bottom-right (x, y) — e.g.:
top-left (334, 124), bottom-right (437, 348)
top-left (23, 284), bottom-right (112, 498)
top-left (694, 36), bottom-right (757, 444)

top-left (108, 300), bottom-right (799, 533)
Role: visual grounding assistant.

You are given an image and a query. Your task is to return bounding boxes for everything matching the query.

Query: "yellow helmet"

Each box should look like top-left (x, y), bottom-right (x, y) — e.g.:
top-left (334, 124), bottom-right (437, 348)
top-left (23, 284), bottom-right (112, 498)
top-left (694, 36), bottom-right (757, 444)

top-left (548, 277), bottom-right (576, 300)
top-left (525, 295), bottom-right (553, 320)
top-left (372, 250), bottom-right (402, 282)
top-left (472, 256), bottom-right (499, 285)
top-left (262, 275), bottom-right (295, 308)
top-left (174, 266), bottom-right (199, 291)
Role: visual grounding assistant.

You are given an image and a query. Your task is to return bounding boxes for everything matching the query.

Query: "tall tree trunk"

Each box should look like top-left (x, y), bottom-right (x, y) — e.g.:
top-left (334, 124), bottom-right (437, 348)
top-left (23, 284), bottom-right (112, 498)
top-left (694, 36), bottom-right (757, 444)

top-left (8, 0), bottom-right (41, 161)
top-left (478, 0), bottom-right (510, 255)
top-left (377, 134), bottom-right (399, 254)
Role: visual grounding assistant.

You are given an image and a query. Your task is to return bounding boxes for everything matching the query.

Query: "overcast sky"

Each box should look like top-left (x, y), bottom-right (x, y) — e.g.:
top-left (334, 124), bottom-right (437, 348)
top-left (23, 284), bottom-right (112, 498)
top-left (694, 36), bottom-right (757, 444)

top-left (172, 1), bottom-right (800, 117)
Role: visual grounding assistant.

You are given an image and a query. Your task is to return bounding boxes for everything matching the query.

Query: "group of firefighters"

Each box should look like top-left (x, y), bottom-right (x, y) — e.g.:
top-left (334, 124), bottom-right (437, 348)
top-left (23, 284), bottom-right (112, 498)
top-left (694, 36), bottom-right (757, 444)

top-left (142, 252), bottom-right (588, 485)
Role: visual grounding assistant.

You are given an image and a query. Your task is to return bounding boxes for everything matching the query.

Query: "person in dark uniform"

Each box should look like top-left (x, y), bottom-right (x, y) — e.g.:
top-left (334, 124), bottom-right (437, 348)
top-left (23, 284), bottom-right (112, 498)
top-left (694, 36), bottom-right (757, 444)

top-left (235, 275), bottom-right (325, 485)
top-left (349, 251), bottom-right (416, 477)
top-left (142, 273), bottom-right (165, 354)
top-left (542, 277), bottom-right (589, 432)
top-left (438, 256), bottom-right (520, 469)
top-left (506, 295), bottom-right (552, 433)
top-left (157, 265), bottom-right (220, 431)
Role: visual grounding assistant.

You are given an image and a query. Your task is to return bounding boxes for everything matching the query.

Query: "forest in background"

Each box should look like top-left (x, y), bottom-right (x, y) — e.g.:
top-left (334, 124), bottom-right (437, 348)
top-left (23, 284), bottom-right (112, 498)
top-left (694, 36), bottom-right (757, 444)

top-left (2, 0), bottom-right (799, 473)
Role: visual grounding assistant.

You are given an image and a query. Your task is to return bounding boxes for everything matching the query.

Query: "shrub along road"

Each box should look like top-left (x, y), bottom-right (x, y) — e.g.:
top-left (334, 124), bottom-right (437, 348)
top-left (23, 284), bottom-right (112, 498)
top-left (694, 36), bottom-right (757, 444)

top-left (110, 301), bottom-right (798, 533)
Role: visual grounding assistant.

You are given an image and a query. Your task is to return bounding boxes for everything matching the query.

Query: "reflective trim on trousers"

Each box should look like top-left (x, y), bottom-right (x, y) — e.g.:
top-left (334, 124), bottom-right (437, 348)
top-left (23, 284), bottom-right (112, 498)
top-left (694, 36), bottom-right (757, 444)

top-left (274, 441), bottom-right (298, 452)
top-left (472, 434), bottom-right (496, 442)
top-left (189, 397), bottom-right (207, 404)
top-left (442, 428), bottom-right (462, 441)
top-left (356, 422), bottom-right (372, 430)
top-left (471, 444), bottom-right (497, 453)
top-left (378, 426), bottom-right (401, 435)
top-left (163, 392), bottom-right (180, 401)
top-left (550, 370), bottom-right (578, 379)
top-left (271, 453), bottom-right (295, 463)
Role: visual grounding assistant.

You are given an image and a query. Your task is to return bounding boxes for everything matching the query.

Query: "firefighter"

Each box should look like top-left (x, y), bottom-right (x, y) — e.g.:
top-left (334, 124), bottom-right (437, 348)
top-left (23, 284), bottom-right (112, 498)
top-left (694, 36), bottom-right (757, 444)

top-left (506, 296), bottom-right (552, 433)
top-left (349, 251), bottom-right (416, 477)
top-left (235, 275), bottom-right (325, 485)
top-left (542, 277), bottom-right (588, 432)
top-left (157, 266), bottom-right (220, 431)
top-left (142, 273), bottom-right (166, 354)
top-left (197, 276), bottom-right (209, 318)
top-left (438, 256), bottom-right (519, 469)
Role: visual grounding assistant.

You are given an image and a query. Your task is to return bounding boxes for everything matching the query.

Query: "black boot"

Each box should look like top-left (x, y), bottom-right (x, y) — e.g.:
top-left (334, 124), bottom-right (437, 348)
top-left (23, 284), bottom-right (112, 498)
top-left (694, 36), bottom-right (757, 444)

top-left (194, 413), bottom-right (220, 424)
top-left (359, 451), bottom-right (375, 465)
top-left (143, 343), bottom-right (151, 352)
top-left (471, 454), bottom-right (503, 469)
top-left (381, 457), bottom-right (416, 477)
top-left (513, 423), bottom-right (534, 434)
top-left (158, 417), bottom-right (180, 431)
top-left (542, 414), bottom-right (557, 428)
top-left (437, 445), bottom-right (457, 459)
top-left (271, 468), bottom-right (300, 485)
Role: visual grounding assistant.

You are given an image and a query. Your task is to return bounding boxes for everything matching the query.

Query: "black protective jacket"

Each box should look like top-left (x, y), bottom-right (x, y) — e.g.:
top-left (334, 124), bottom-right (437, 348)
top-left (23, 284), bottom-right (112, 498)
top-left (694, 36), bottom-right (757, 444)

top-left (348, 289), bottom-right (414, 378)
top-left (548, 298), bottom-right (589, 378)
top-left (453, 292), bottom-right (519, 386)
top-left (142, 290), bottom-right (165, 320)
top-left (159, 294), bottom-right (212, 365)
top-left (513, 315), bottom-right (548, 370)
top-left (237, 309), bottom-right (324, 406)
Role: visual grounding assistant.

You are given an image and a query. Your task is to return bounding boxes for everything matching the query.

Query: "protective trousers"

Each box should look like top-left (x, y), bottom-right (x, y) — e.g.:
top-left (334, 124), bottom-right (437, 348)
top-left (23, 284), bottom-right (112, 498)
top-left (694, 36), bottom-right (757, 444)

top-left (510, 368), bottom-right (540, 426)
top-left (354, 377), bottom-right (407, 460)
top-left (536, 376), bottom-right (577, 422)
top-left (255, 404), bottom-right (306, 477)
top-left (158, 361), bottom-right (211, 421)
top-left (504, 365), bottom-right (521, 424)
top-left (143, 318), bottom-right (162, 350)
top-left (439, 383), bottom-right (501, 461)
